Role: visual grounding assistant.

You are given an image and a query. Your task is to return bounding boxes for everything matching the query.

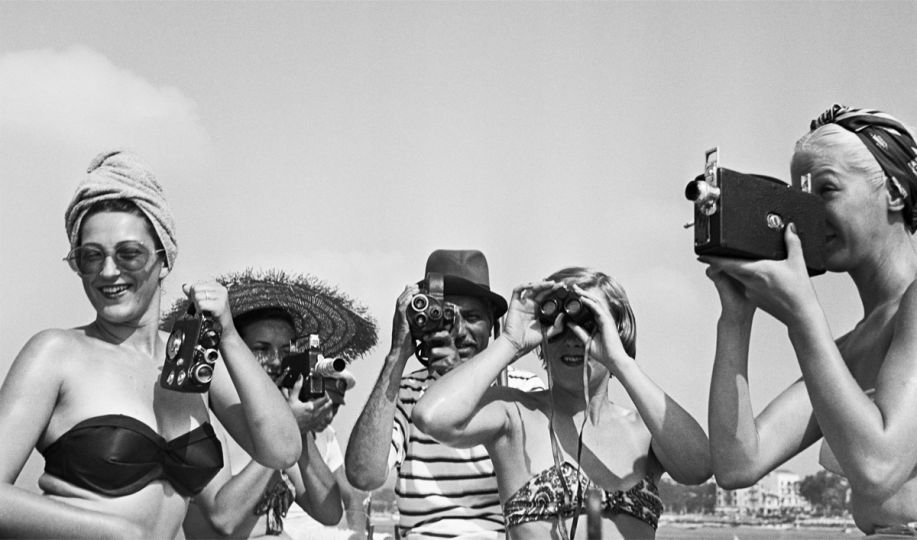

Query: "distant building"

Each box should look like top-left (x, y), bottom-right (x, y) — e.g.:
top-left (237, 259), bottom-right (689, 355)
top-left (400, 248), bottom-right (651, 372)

top-left (716, 469), bottom-right (811, 516)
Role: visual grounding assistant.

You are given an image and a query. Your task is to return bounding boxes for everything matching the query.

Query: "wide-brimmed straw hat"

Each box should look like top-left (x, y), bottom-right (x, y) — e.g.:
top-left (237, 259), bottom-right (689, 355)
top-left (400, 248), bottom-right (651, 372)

top-left (161, 268), bottom-right (377, 360)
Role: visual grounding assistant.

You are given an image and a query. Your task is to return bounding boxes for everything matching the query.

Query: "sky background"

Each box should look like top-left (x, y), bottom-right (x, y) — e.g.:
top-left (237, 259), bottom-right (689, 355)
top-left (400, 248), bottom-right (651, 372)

top-left (2, 1), bottom-right (916, 492)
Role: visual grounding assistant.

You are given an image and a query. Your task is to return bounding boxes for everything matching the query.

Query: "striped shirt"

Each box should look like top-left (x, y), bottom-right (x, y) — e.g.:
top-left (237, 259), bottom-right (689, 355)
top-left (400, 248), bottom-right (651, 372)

top-left (388, 366), bottom-right (544, 539)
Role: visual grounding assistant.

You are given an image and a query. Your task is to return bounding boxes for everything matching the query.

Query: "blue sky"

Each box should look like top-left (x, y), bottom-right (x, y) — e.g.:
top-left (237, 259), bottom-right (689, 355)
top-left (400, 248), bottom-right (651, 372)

top-left (2, 1), bottom-right (916, 488)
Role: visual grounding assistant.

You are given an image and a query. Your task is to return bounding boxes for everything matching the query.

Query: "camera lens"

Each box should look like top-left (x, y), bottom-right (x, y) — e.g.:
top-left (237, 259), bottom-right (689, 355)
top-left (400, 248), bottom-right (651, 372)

top-left (428, 305), bottom-right (442, 320)
top-left (191, 364), bottom-right (214, 384)
top-left (411, 294), bottom-right (429, 312)
top-left (414, 314), bottom-right (428, 327)
top-left (199, 328), bottom-right (220, 349)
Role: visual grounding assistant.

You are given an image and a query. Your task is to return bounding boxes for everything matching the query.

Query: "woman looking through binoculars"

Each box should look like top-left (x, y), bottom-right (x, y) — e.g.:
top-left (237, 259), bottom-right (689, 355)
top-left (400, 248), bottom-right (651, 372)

top-left (0, 150), bottom-right (300, 538)
top-left (414, 267), bottom-right (711, 539)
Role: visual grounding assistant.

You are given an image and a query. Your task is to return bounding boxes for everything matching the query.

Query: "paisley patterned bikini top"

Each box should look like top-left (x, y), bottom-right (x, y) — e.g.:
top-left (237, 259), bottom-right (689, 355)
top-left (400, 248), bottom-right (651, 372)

top-left (502, 462), bottom-right (662, 530)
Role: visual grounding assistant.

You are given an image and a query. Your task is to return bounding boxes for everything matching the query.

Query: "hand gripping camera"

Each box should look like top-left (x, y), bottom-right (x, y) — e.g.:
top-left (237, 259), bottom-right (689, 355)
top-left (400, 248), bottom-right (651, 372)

top-left (685, 147), bottom-right (826, 276)
top-left (407, 272), bottom-right (458, 364)
top-left (161, 305), bottom-right (222, 393)
top-left (537, 286), bottom-right (596, 334)
top-left (279, 334), bottom-right (347, 401)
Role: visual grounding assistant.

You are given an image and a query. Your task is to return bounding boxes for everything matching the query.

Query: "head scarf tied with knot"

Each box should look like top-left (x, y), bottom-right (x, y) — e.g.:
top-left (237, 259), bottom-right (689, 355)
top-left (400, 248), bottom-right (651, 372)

top-left (64, 150), bottom-right (178, 268)
top-left (810, 104), bottom-right (917, 232)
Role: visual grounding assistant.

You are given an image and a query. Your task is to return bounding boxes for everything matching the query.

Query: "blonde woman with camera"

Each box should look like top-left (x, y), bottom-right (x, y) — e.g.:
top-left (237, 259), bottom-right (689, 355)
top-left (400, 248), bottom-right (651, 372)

top-left (0, 151), bottom-right (301, 538)
top-left (414, 267), bottom-right (711, 539)
top-left (702, 105), bottom-right (917, 534)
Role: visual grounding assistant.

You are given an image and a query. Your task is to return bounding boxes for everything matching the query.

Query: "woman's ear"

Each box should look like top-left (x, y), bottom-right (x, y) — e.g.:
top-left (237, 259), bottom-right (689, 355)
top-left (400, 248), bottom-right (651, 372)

top-left (159, 262), bottom-right (171, 281)
top-left (887, 177), bottom-right (908, 212)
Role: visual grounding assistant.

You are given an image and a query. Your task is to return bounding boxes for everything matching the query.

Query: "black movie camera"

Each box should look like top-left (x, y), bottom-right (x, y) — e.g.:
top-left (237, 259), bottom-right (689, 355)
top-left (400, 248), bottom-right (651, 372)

top-left (685, 147), bottom-right (826, 276)
top-left (279, 334), bottom-right (347, 401)
top-left (407, 272), bottom-right (458, 363)
top-left (537, 286), bottom-right (595, 333)
top-left (161, 305), bottom-right (222, 393)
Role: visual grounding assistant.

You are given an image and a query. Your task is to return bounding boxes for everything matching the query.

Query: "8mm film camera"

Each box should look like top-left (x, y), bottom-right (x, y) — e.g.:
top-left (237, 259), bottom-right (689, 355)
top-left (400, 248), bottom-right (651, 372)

top-left (279, 334), bottom-right (347, 401)
top-left (685, 147), bottom-right (826, 275)
top-left (407, 272), bottom-right (457, 363)
top-left (161, 305), bottom-right (222, 393)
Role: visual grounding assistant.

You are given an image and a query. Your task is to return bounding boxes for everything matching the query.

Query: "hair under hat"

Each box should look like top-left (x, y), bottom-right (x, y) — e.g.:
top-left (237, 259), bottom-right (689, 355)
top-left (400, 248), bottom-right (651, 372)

top-left (64, 150), bottom-right (178, 268)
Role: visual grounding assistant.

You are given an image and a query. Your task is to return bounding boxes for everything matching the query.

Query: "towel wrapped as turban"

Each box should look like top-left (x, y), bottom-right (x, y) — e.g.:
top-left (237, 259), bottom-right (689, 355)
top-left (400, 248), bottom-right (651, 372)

top-left (64, 150), bottom-right (177, 268)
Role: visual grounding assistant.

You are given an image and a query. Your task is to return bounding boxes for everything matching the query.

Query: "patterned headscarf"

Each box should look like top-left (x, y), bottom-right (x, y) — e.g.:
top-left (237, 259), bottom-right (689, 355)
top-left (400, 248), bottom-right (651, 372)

top-left (65, 150), bottom-right (178, 267)
top-left (810, 104), bottom-right (917, 232)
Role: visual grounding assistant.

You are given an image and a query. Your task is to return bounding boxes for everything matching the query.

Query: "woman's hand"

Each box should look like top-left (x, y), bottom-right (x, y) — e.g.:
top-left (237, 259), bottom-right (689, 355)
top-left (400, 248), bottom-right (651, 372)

top-left (568, 284), bottom-right (631, 374)
top-left (502, 280), bottom-right (563, 355)
top-left (182, 281), bottom-right (236, 336)
top-left (700, 224), bottom-right (816, 326)
top-left (284, 376), bottom-right (335, 433)
top-left (704, 264), bottom-right (756, 320)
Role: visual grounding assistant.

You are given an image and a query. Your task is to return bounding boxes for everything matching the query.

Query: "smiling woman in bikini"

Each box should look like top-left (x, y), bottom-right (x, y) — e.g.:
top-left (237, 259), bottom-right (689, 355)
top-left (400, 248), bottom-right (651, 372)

top-left (414, 267), bottom-right (711, 539)
top-left (0, 150), bottom-right (301, 538)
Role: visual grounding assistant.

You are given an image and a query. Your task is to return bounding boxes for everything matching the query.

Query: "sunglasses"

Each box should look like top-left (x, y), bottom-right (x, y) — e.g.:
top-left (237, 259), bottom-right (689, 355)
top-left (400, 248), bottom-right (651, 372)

top-left (64, 241), bottom-right (164, 275)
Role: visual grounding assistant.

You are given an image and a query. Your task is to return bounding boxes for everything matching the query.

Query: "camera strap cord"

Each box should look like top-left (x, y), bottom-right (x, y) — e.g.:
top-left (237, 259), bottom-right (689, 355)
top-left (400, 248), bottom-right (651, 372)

top-left (253, 470), bottom-right (295, 535)
top-left (544, 326), bottom-right (594, 540)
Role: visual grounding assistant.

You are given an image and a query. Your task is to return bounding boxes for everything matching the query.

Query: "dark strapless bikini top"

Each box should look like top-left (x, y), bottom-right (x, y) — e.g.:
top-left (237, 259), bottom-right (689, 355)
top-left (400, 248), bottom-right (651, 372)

top-left (40, 414), bottom-right (223, 497)
top-left (503, 462), bottom-right (662, 530)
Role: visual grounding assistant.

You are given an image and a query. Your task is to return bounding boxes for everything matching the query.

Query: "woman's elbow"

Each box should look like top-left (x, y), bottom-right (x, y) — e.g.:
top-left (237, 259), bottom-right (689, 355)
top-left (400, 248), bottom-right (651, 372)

top-left (712, 461), bottom-right (762, 490)
top-left (254, 436), bottom-right (302, 469)
top-left (412, 406), bottom-right (457, 445)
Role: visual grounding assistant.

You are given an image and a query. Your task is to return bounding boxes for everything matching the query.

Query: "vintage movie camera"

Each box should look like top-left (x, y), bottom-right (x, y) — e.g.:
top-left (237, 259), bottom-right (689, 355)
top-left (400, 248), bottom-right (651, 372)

top-left (161, 305), bottom-right (222, 393)
top-left (685, 147), bottom-right (826, 275)
top-left (537, 286), bottom-right (595, 334)
top-left (279, 334), bottom-right (347, 401)
top-left (407, 272), bottom-right (458, 363)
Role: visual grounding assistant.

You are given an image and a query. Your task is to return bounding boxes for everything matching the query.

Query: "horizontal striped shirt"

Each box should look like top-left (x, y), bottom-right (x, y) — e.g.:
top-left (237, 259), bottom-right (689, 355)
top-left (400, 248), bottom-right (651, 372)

top-left (388, 365), bottom-right (544, 539)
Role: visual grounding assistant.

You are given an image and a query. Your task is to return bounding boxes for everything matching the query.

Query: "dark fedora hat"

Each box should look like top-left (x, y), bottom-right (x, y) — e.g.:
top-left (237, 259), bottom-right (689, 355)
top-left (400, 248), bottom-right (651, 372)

top-left (422, 249), bottom-right (507, 319)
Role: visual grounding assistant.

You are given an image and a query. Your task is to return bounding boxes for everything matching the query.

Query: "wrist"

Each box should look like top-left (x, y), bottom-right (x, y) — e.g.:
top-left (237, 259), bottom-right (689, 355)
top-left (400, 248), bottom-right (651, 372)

top-left (495, 335), bottom-right (526, 363)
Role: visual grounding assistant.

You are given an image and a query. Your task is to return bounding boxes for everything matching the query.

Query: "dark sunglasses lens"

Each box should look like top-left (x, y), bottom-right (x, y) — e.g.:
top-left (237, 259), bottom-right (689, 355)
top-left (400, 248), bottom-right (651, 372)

top-left (70, 247), bottom-right (105, 274)
top-left (114, 243), bottom-right (150, 270)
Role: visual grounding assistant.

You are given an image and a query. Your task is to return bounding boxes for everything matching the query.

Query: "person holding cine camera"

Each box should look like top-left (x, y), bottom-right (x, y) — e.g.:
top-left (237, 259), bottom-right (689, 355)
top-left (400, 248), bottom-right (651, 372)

top-left (346, 250), bottom-right (544, 539)
top-left (413, 267), bottom-right (712, 539)
top-left (702, 105), bottom-right (917, 534)
top-left (0, 150), bottom-right (301, 538)
top-left (171, 269), bottom-right (377, 539)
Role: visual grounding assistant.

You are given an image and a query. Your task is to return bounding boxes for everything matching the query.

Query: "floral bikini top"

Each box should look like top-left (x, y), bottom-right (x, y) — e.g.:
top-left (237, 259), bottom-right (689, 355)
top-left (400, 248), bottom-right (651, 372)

top-left (502, 462), bottom-right (663, 530)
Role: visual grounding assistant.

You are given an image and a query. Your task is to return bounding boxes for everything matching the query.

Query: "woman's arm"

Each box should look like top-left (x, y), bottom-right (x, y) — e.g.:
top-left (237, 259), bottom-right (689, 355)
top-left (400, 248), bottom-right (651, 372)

top-left (187, 426), bottom-right (277, 538)
top-left (0, 331), bottom-right (142, 538)
top-left (702, 241), bottom-right (822, 488)
top-left (288, 432), bottom-right (343, 525)
top-left (185, 282), bottom-right (301, 469)
top-left (413, 282), bottom-right (555, 447)
top-left (572, 286), bottom-right (712, 485)
top-left (791, 281), bottom-right (917, 499)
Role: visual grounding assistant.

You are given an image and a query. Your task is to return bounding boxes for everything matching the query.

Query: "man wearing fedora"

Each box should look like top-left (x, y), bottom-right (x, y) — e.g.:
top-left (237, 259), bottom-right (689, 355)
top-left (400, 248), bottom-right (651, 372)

top-left (346, 250), bottom-right (543, 539)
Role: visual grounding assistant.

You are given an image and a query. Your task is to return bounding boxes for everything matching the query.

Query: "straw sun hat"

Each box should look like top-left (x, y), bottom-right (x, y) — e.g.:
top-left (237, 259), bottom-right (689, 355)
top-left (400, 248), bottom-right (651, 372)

top-left (161, 268), bottom-right (377, 360)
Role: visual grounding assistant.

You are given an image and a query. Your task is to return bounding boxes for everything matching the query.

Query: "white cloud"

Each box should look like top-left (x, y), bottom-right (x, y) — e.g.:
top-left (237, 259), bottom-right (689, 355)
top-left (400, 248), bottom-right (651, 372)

top-left (0, 46), bottom-right (211, 165)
